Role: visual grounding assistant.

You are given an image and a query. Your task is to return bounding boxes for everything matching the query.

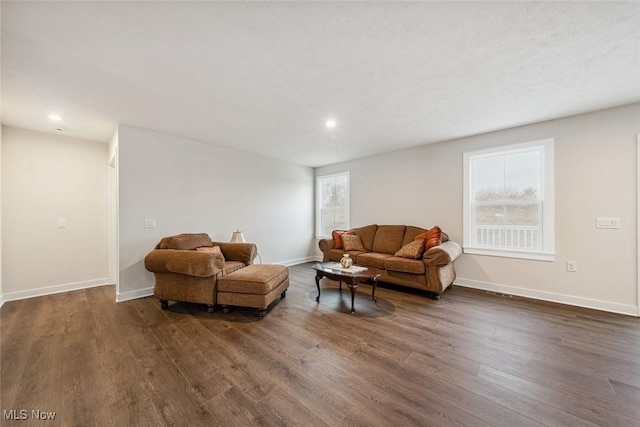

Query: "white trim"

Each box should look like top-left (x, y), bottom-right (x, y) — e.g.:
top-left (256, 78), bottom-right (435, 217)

top-left (0, 294), bottom-right (5, 309)
top-left (454, 277), bottom-right (637, 317)
top-left (315, 171), bottom-right (350, 238)
top-left (1, 278), bottom-right (110, 303)
top-left (276, 256), bottom-right (321, 267)
top-left (464, 247), bottom-right (555, 262)
top-left (116, 286), bottom-right (154, 302)
top-left (637, 133), bottom-right (640, 316)
top-left (463, 138), bottom-right (555, 261)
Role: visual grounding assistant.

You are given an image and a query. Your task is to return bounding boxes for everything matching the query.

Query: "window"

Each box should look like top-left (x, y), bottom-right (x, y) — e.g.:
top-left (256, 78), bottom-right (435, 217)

top-left (316, 172), bottom-right (350, 238)
top-left (463, 138), bottom-right (554, 261)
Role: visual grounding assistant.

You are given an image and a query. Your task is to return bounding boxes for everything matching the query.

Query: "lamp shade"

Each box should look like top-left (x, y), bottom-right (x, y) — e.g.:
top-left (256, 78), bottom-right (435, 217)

top-left (230, 229), bottom-right (246, 243)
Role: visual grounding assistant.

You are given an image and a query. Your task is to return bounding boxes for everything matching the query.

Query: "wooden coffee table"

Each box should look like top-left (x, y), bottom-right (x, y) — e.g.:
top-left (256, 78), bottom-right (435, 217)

top-left (313, 262), bottom-right (383, 314)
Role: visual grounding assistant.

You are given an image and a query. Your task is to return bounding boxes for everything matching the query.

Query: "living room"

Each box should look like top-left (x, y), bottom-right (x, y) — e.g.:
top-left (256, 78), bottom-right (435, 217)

top-left (2, 2), bottom-right (639, 426)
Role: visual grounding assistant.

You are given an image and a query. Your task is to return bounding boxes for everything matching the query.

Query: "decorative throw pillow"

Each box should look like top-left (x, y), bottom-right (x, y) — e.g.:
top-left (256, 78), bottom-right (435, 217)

top-left (341, 234), bottom-right (365, 252)
top-left (332, 230), bottom-right (354, 249)
top-left (395, 239), bottom-right (426, 259)
top-left (425, 226), bottom-right (442, 250)
top-left (414, 231), bottom-right (430, 241)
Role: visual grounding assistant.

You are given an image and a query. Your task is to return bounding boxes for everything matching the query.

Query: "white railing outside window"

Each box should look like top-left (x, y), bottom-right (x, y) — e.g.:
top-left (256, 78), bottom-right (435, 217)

top-left (473, 225), bottom-right (541, 250)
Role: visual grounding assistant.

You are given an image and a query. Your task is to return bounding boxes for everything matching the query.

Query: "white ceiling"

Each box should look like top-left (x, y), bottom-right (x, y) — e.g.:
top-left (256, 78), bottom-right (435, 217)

top-left (2, 1), bottom-right (639, 167)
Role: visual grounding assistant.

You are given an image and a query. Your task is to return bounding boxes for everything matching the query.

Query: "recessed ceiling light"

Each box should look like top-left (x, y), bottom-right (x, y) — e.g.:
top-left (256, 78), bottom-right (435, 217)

top-left (325, 118), bottom-right (337, 129)
top-left (48, 114), bottom-right (63, 121)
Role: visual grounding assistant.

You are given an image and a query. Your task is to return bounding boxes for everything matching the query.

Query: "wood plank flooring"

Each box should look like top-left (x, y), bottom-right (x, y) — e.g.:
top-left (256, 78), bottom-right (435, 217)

top-left (1, 262), bottom-right (639, 426)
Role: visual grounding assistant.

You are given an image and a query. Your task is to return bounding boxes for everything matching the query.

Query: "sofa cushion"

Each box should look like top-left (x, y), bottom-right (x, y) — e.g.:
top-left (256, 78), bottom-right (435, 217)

top-left (352, 224), bottom-right (378, 251)
top-left (162, 233), bottom-right (212, 250)
top-left (342, 234), bottom-right (365, 252)
top-left (332, 230), bottom-right (354, 249)
top-left (394, 239), bottom-right (426, 259)
top-left (327, 249), bottom-right (365, 262)
top-left (372, 225), bottom-right (406, 254)
top-left (385, 256), bottom-right (426, 274)
top-left (357, 252), bottom-right (392, 269)
top-left (403, 226), bottom-right (429, 246)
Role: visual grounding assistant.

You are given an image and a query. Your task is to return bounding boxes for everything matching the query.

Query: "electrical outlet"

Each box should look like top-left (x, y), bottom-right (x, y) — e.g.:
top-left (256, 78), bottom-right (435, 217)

top-left (144, 219), bottom-right (156, 229)
top-left (566, 261), bottom-right (577, 272)
top-left (58, 219), bottom-right (67, 229)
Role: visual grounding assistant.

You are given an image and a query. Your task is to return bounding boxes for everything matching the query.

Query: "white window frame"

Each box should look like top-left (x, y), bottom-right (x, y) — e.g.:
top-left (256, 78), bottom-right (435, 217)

top-left (316, 172), bottom-right (350, 239)
top-left (463, 138), bottom-right (555, 261)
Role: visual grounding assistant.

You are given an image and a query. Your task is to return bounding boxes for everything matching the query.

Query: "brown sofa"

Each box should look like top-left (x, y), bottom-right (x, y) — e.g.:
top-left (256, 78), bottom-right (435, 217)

top-left (144, 233), bottom-right (257, 312)
top-left (318, 225), bottom-right (462, 298)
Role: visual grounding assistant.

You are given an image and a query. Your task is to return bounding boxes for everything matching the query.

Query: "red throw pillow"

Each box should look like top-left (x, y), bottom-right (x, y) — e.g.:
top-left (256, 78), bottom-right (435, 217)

top-left (414, 231), bottom-right (430, 241)
top-left (425, 226), bottom-right (442, 250)
top-left (332, 230), bottom-right (354, 249)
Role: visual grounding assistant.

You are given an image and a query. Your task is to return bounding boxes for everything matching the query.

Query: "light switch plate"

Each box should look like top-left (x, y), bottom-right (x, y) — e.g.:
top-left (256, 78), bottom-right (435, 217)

top-left (144, 219), bottom-right (156, 229)
top-left (596, 217), bottom-right (620, 229)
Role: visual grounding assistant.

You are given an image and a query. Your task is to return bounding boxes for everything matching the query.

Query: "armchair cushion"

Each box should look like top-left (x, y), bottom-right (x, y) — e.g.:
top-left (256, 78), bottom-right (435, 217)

top-left (158, 233), bottom-right (213, 250)
top-left (145, 249), bottom-right (223, 277)
top-left (213, 242), bottom-right (257, 265)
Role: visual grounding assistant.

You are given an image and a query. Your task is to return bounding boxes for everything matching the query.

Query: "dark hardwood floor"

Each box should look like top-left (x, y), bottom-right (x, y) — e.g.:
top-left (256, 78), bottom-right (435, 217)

top-left (1, 262), bottom-right (639, 426)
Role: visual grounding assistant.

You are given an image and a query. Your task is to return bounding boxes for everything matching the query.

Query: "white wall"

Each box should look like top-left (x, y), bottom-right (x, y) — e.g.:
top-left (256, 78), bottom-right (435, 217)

top-left (316, 103), bottom-right (640, 315)
top-left (117, 125), bottom-right (315, 300)
top-left (1, 126), bottom-right (109, 299)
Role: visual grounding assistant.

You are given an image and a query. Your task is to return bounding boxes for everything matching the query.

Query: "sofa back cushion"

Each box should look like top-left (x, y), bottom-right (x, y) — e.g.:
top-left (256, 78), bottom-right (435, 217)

top-left (352, 224), bottom-right (378, 251)
top-left (159, 233), bottom-right (212, 250)
top-left (403, 226), bottom-right (429, 246)
top-left (372, 225), bottom-right (406, 254)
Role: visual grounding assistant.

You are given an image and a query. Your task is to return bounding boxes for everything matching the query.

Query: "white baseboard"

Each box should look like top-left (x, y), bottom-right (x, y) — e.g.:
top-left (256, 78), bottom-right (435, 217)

top-left (454, 277), bottom-right (638, 317)
top-left (276, 256), bottom-right (321, 267)
top-left (116, 287), bottom-right (154, 302)
top-left (0, 278), bottom-right (110, 305)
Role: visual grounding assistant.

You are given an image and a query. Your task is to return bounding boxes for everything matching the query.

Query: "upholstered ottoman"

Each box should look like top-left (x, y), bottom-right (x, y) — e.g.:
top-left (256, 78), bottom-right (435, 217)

top-left (217, 264), bottom-right (289, 316)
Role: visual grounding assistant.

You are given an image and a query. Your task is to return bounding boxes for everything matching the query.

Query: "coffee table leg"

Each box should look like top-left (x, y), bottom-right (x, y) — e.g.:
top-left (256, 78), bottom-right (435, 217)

top-left (372, 280), bottom-right (377, 303)
top-left (315, 273), bottom-right (321, 302)
top-left (348, 283), bottom-right (358, 314)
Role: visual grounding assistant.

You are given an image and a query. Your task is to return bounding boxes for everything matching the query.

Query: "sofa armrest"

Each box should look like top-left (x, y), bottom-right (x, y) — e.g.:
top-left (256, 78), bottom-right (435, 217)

top-left (213, 242), bottom-right (257, 265)
top-left (144, 249), bottom-right (223, 277)
top-left (318, 238), bottom-right (335, 262)
top-left (318, 238), bottom-right (334, 253)
top-left (423, 241), bottom-right (462, 266)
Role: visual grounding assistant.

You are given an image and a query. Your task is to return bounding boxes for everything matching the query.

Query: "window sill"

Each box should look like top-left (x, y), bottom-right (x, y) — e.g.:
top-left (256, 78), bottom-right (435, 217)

top-left (463, 246), bottom-right (555, 262)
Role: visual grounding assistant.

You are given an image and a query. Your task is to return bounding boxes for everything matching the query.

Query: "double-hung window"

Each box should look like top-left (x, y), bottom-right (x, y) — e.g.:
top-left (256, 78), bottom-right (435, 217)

top-left (463, 138), bottom-right (555, 261)
top-left (316, 172), bottom-right (350, 238)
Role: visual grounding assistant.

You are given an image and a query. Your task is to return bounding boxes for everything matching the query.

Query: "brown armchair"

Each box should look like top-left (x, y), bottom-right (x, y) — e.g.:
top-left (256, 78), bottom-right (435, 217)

top-left (144, 233), bottom-right (257, 312)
